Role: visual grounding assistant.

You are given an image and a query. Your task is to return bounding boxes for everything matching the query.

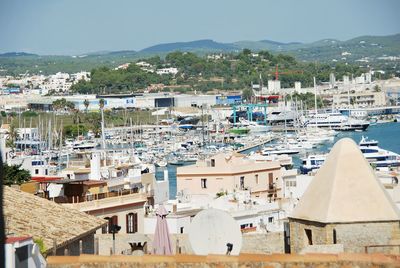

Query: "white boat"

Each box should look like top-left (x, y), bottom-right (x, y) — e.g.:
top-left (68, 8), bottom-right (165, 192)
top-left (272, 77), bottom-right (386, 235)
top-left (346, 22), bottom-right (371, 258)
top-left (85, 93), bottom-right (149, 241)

top-left (156, 160), bottom-right (167, 168)
top-left (300, 137), bottom-right (400, 173)
top-left (300, 154), bottom-right (327, 174)
top-left (261, 146), bottom-right (299, 155)
top-left (303, 112), bottom-right (370, 131)
top-left (238, 119), bottom-right (271, 133)
top-left (359, 137), bottom-right (400, 168)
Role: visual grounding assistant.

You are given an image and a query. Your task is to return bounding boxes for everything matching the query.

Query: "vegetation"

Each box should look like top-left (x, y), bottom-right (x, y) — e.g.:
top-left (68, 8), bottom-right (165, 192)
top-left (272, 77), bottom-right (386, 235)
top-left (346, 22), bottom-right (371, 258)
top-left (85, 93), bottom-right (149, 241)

top-left (21, 110), bottom-right (38, 117)
top-left (33, 238), bottom-right (47, 256)
top-left (285, 92), bottom-right (326, 109)
top-left (52, 98), bottom-right (75, 111)
top-left (1, 34), bottom-right (399, 75)
top-left (63, 124), bottom-right (89, 138)
top-left (6, 110), bottom-right (169, 140)
top-left (68, 49), bottom-right (367, 95)
top-left (3, 163), bottom-right (31, 186)
top-left (6, 122), bottom-right (18, 148)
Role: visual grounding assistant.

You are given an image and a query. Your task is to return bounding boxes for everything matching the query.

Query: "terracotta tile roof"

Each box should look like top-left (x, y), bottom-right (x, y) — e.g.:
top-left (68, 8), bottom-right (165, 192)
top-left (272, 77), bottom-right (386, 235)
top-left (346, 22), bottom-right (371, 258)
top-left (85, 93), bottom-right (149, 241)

top-left (4, 186), bottom-right (106, 252)
top-left (6, 236), bottom-right (32, 244)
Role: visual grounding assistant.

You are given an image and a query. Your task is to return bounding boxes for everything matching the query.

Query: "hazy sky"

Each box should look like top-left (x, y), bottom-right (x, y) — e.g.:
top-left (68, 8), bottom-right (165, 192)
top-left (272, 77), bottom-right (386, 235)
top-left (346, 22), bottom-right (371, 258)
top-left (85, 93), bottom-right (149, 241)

top-left (1, 0), bottom-right (399, 55)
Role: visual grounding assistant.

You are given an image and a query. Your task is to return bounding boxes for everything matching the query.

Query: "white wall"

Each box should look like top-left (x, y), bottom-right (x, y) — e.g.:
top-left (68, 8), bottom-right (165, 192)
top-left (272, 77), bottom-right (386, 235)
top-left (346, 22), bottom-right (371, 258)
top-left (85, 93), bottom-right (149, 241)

top-left (144, 215), bottom-right (191, 234)
top-left (174, 95), bottom-right (216, 108)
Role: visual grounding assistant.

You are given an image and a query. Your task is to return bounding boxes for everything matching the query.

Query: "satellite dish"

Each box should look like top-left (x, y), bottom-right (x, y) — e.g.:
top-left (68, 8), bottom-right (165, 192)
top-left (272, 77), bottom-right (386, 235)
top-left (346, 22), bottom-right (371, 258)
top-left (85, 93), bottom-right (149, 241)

top-left (188, 208), bottom-right (242, 255)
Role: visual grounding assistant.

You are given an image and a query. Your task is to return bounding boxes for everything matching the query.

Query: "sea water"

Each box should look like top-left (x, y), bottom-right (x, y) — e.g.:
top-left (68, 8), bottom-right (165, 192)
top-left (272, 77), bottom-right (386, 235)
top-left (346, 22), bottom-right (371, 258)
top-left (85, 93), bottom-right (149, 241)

top-left (158, 122), bottom-right (400, 199)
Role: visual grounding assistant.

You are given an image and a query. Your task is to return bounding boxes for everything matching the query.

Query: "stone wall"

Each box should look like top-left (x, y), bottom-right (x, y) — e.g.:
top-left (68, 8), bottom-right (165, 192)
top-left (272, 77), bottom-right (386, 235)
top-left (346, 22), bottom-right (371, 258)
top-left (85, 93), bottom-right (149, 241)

top-left (241, 232), bottom-right (285, 254)
top-left (333, 221), bottom-right (400, 253)
top-left (289, 219), bottom-right (327, 253)
top-left (54, 233), bottom-right (96, 256)
top-left (290, 219), bottom-right (400, 254)
top-left (96, 232), bottom-right (285, 256)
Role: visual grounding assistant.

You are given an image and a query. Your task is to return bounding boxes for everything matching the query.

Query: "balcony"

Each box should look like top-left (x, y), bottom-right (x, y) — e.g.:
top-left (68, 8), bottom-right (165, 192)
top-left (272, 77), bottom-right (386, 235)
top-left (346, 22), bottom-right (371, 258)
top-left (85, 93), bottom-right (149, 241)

top-left (62, 192), bottom-right (148, 212)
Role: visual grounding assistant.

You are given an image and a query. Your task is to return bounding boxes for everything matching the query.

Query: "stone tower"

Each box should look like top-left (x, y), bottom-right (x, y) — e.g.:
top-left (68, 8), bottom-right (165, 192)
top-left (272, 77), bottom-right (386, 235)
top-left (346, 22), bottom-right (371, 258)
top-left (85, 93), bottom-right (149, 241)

top-left (289, 138), bottom-right (400, 253)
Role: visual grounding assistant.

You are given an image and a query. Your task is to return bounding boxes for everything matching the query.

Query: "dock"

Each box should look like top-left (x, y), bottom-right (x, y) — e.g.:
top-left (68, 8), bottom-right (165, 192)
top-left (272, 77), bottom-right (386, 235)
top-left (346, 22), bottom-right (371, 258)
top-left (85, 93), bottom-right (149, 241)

top-left (236, 135), bottom-right (276, 153)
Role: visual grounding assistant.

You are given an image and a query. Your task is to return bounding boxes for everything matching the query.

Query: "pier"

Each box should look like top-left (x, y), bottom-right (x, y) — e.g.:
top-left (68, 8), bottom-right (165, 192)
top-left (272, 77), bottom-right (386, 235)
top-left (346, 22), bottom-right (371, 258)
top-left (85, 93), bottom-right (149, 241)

top-left (236, 135), bottom-right (276, 153)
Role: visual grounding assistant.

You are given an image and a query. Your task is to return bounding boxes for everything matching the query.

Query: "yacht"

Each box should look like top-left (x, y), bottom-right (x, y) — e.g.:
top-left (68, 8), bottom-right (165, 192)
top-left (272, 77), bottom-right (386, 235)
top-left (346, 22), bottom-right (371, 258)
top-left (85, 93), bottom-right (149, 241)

top-left (303, 112), bottom-right (370, 131)
top-left (300, 154), bottom-right (327, 174)
top-left (66, 139), bottom-right (99, 150)
top-left (238, 119), bottom-right (271, 133)
top-left (300, 137), bottom-right (400, 173)
top-left (261, 146), bottom-right (299, 155)
top-left (359, 137), bottom-right (400, 168)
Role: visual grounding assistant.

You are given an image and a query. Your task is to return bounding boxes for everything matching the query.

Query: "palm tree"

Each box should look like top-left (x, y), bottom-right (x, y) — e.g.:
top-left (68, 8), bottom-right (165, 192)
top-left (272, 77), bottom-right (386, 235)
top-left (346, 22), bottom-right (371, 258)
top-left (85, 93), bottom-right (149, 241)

top-left (99, 99), bottom-right (106, 149)
top-left (99, 98), bottom-right (105, 110)
top-left (84, 99), bottom-right (90, 113)
top-left (6, 123), bottom-right (18, 149)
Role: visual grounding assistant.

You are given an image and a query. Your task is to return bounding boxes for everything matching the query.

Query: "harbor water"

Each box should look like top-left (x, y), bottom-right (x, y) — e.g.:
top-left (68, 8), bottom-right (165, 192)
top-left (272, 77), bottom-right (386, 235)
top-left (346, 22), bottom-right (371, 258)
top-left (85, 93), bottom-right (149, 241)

top-left (157, 122), bottom-right (400, 199)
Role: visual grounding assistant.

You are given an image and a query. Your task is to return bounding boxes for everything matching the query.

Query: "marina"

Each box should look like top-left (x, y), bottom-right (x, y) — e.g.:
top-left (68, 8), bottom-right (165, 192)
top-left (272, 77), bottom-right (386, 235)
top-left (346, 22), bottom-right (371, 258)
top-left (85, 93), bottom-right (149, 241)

top-left (3, 0), bottom-right (400, 265)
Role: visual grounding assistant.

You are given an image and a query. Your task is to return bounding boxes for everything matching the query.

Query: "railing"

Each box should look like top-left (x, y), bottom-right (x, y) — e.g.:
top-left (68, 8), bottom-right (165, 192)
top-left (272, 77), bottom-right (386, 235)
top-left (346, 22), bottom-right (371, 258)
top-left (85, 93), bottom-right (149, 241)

top-left (241, 226), bottom-right (257, 233)
top-left (62, 191), bottom-right (147, 211)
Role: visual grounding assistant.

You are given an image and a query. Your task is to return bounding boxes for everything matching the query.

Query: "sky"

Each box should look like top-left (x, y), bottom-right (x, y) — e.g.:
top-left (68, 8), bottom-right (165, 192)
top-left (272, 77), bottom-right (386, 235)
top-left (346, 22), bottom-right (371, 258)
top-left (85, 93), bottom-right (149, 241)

top-left (0, 0), bottom-right (399, 55)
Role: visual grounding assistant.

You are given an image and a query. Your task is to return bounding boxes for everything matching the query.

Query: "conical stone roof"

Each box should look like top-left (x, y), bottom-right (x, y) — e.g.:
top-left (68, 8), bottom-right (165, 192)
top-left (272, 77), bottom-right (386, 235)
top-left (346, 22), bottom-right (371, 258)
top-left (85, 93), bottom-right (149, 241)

top-left (290, 138), bottom-right (400, 223)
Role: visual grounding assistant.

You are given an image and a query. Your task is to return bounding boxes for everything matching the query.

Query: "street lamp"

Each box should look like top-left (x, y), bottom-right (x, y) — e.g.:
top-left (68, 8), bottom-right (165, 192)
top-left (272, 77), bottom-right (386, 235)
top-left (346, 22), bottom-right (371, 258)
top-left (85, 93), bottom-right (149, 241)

top-left (110, 224), bottom-right (121, 255)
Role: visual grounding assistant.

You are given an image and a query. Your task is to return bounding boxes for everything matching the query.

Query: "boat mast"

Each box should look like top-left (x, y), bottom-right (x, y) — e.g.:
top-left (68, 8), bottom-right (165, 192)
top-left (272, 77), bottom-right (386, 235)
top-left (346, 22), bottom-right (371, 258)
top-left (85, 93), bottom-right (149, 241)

top-left (314, 77), bottom-right (318, 129)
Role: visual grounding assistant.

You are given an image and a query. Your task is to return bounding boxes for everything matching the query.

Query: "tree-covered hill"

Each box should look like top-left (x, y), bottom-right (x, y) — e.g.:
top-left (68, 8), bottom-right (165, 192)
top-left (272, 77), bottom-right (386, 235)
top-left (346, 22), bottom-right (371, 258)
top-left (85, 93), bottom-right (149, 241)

top-left (1, 34), bottom-right (398, 76)
top-left (70, 49), bottom-right (365, 95)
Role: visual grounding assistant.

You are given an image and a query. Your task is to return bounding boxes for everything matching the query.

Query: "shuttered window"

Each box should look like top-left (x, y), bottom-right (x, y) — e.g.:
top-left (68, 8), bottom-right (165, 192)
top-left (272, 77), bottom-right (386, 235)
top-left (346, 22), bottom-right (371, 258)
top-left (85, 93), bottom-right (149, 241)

top-left (126, 213), bottom-right (138, 233)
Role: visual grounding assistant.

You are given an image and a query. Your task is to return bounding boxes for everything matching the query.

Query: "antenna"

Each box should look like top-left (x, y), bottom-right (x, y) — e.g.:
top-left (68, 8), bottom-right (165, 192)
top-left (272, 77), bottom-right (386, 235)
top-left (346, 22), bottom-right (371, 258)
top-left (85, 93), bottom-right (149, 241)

top-left (188, 208), bottom-right (242, 255)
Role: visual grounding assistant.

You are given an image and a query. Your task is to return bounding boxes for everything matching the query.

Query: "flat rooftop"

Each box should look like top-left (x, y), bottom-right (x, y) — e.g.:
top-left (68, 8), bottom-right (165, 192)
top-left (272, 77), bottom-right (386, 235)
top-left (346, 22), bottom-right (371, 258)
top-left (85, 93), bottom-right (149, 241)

top-left (47, 253), bottom-right (400, 267)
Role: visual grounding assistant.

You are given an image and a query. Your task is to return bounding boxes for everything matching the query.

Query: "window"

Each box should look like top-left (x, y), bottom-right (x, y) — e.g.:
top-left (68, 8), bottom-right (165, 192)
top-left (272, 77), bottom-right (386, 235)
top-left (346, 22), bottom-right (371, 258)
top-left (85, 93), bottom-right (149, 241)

top-left (126, 213), bottom-right (138, 233)
top-left (211, 159), bottom-right (215, 167)
top-left (240, 176), bottom-right (245, 190)
top-left (268, 217), bottom-right (274, 223)
top-left (102, 217), bottom-right (111, 234)
top-left (333, 229), bottom-right (337, 244)
top-left (268, 173), bottom-right (273, 185)
top-left (305, 229), bottom-right (313, 245)
top-left (180, 227), bottom-right (184, 234)
top-left (201, 178), bottom-right (207, 189)
top-left (35, 169), bottom-right (39, 175)
top-left (255, 174), bottom-right (259, 184)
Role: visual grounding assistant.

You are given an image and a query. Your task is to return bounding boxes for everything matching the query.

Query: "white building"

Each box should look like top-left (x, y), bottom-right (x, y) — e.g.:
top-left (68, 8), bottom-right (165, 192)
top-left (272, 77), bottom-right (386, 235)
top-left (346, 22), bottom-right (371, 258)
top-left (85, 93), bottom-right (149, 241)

top-left (5, 236), bottom-right (46, 268)
top-left (174, 94), bottom-right (216, 108)
top-left (156, 68), bottom-right (178, 76)
top-left (332, 91), bottom-right (386, 108)
top-left (268, 80), bottom-right (281, 93)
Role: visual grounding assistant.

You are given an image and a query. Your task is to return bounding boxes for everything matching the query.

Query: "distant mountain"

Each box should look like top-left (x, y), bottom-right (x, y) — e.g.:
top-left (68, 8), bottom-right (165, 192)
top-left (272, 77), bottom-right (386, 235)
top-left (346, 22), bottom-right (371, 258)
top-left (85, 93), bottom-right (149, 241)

top-left (0, 52), bottom-right (38, 57)
top-left (140, 39), bottom-right (237, 53)
top-left (0, 34), bottom-right (398, 75)
top-left (232, 39), bottom-right (304, 51)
